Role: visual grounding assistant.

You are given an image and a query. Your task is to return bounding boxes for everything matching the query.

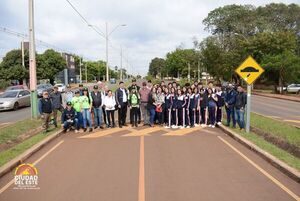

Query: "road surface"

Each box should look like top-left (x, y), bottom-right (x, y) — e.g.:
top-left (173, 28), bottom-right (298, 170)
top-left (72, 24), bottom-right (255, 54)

top-left (0, 126), bottom-right (299, 201)
top-left (252, 95), bottom-right (300, 127)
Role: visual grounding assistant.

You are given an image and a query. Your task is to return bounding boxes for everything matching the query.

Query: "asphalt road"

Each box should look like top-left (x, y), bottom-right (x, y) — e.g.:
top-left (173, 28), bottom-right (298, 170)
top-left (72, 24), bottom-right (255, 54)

top-left (252, 95), bottom-right (300, 127)
top-left (0, 126), bottom-right (299, 201)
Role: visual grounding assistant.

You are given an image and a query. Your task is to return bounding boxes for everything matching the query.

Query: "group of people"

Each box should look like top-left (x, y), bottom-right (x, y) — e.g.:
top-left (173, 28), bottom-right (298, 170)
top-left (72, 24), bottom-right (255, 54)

top-left (38, 79), bottom-right (247, 133)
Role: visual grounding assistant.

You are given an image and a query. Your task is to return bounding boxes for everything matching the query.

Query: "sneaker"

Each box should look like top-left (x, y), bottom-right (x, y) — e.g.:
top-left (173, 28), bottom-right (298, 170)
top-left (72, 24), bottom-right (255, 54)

top-left (212, 125), bottom-right (215, 128)
top-left (217, 122), bottom-right (222, 125)
top-left (94, 126), bottom-right (98, 129)
top-left (83, 128), bottom-right (87, 132)
top-left (208, 125), bottom-right (212, 127)
top-left (99, 126), bottom-right (104, 129)
top-left (135, 123), bottom-right (138, 127)
top-left (195, 124), bottom-right (200, 127)
top-left (89, 128), bottom-right (93, 132)
top-left (180, 126), bottom-right (184, 129)
top-left (186, 126), bottom-right (190, 128)
top-left (164, 126), bottom-right (170, 129)
top-left (63, 129), bottom-right (67, 133)
top-left (75, 130), bottom-right (79, 133)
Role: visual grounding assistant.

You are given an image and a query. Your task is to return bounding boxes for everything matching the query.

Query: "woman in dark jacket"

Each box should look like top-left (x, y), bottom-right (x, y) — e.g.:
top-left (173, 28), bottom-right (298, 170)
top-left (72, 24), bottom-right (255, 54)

top-left (147, 88), bottom-right (157, 127)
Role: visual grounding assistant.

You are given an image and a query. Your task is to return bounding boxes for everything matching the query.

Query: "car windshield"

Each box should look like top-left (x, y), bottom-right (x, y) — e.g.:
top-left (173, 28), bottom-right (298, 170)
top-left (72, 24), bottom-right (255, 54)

top-left (6, 86), bottom-right (20, 91)
top-left (0, 91), bottom-right (18, 98)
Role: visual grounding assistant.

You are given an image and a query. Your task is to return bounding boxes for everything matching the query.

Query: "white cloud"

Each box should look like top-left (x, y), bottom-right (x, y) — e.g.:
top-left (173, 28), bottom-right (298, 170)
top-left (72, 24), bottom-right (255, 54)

top-left (0, 0), bottom-right (298, 75)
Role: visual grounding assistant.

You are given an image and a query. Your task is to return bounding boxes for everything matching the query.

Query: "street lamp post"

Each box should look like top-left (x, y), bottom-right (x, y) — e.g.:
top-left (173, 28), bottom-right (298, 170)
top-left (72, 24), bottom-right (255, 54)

top-left (29, 0), bottom-right (38, 119)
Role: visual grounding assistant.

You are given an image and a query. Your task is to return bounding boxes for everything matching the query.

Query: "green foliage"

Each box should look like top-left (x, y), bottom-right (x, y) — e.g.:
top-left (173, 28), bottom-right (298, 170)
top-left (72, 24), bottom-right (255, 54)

top-left (36, 49), bottom-right (66, 81)
top-left (0, 49), bottom-right (29, 81)
top-left (84, 60), bottom-right (106, 81)
top-left (148, 57), bottom-right (166, 78)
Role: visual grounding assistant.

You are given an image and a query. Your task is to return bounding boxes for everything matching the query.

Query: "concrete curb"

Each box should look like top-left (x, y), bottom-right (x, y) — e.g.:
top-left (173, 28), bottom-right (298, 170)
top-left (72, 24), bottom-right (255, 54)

top-left (253, 92), bottom-right (300, 103)
top-left (0, 129), bottom-right (63, 178)
top-left (218, 124), bottom-right (300, 183)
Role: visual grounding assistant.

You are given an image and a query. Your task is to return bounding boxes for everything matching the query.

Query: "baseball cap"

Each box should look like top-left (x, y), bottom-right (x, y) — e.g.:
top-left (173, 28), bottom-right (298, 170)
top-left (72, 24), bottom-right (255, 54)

top-left (66, 101), bottom-right (72, 106)
top-left (93, 85), bottom-right (98, 89)
top-left (79, 83), bottom-right (83, 87)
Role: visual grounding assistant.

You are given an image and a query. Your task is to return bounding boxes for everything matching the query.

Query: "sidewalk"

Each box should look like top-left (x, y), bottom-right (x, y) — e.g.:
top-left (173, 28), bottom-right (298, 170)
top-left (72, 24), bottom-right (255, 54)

top-left (252, 91), bottom-right (300, 103)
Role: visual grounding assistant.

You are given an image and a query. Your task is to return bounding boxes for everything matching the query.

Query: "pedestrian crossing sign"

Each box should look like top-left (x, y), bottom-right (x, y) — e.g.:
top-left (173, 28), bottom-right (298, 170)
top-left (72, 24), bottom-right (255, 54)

top-left (235, 56), bottom-right (264, 85)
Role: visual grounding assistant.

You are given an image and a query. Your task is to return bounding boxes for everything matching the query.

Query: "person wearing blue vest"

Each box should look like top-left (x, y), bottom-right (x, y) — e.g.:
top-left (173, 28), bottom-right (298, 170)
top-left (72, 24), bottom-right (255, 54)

top-left (207, 88), bottom-right (218, 128)
top-left (188, 88), bottom-right (196, 128)
top-left (176, 89), bottom-right (186, 129)
top-left (194, 88), bottom-right (201, 126)
top-left (170, 87), bottom-right (178, 129)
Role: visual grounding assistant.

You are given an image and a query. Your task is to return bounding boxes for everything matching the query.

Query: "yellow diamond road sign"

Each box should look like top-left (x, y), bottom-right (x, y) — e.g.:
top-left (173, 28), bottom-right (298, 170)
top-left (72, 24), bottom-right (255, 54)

top-left (235, 56), bottom-right (264, 85)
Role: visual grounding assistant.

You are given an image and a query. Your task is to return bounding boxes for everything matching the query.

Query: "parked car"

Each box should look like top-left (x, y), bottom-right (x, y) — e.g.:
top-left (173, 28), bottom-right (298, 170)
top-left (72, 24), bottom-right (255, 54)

top-left (54, 83), bottom-right (66, 93)
top-left (37, 84), bottom-right (53, 97)
top-left (110, 78), bottom-right (116, 84)
top-left (0, 90), bottom-right (31, 111)
top-left (286, 84), bottom-right (300, 94)
top-left (5, 85), bottom-right (28, 92)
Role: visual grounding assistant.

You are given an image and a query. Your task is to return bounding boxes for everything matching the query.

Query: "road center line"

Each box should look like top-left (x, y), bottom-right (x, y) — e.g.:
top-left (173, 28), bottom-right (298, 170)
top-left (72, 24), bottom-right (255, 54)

top-left (138, 136), bottom-right (145, 201)
top-left (0, 140), bottom-right (64, 195)
top-left (218, 136), bottom-right (300, 201)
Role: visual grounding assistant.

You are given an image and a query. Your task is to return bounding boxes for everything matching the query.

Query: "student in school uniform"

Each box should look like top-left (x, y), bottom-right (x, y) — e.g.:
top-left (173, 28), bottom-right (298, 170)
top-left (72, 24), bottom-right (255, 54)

top-left (199, 88), bottom-right (208, 127)
top-left (194, 88), bottom-right (201, 127)
top-left (188, 88), bottom-right (196, 128)
top-left (216, 84), bottom-right (225, 125)
top-left (184, 87), bottom-right (191, 128)
top-left (170, 87), bottom-right (178, 129)
top-left (176, 89), bottom-right (186, 129)
top-left (207, 88), bottom-right (218, 128)
top-left (164, 88), bottom-right (172, 129)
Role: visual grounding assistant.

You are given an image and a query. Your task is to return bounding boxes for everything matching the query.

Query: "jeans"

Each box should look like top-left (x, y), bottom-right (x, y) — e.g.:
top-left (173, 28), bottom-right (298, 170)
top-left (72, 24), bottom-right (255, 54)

top-left (63, 119), bottom-right (78, 130)
top-left (93, 107), bottom-right (102, 127)
top-left (141, 103), bottom-right (150, 124)
top-left (226, 106), bottom-right (236, 127)
top-left (76, 111), bottom-right (83, 129)
top-left (82, 109), bottom-right (92, 128)
top-left (235, 108), bottom-right (245, 129)
top-left (106, 110), bottom-right (115, 127)
top-left (208, 107), bottom-right (216, 125)
top-left (149, 108), bottom-right (156, 125)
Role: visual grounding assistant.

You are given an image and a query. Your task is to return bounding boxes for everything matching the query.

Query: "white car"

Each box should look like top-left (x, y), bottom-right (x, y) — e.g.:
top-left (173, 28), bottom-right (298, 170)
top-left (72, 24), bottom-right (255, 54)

top-left (54, 84), bottom-right (66, 93)
top-left (287, 84), bottom-right (300, 94)
top-left (0, 90), bottom-right (31, 111)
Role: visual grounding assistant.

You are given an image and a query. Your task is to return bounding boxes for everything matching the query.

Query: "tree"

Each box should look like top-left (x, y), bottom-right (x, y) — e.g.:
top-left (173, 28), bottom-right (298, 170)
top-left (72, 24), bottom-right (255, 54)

top-left (84, 60), bottom-right (106, 81)
top-left (37, 49), bottom-right (66, 84)
top-left (148, 57), bottom-right (165, 78)
top-left (0, 49), bottom-right (29, 83)
top-left (165, 48), bottom-right (200, 78)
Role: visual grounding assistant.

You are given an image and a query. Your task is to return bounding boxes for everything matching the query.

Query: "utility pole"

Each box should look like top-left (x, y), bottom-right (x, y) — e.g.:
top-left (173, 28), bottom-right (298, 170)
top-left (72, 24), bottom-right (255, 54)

top-left (197, 60), bottom-right (200, 82)
top-left (29, 0), bottom-right (38, 119)
top-left (79, 57), bottom-right (82, 83)
top-left (85, 63), bottom-right (87, 83)
top-left (105, 22), bottom-right (109, 82)
top-left (21, 40), bottom-right (26, 86)
top-left (120, 46), bottom-right (123, 81)
top-left (188, 63), bottom-right (191, 82)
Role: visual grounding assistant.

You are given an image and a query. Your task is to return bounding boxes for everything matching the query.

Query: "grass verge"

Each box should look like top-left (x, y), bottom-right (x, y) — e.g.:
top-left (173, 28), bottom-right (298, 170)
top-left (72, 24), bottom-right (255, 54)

top-left (0, 118), bottom-right (42, 144)
top-left (225, 124), bottom-right (300, 171)
top-left (250, 113), bottom-right (300, 148)
top-left (0, 127), bottom-right (59, 167)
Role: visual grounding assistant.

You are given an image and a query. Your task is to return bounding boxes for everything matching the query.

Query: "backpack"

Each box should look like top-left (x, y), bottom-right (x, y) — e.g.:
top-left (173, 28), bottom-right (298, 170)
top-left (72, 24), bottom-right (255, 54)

top-left (131, 94), bottom-right (138, 105)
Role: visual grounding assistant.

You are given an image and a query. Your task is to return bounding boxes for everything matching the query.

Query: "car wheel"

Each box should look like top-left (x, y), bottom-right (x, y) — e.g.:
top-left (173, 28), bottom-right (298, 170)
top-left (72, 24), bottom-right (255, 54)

top-left (298, 90), bottom-right (300, 94)
top-left (13, 102), bottom-right (19, 111)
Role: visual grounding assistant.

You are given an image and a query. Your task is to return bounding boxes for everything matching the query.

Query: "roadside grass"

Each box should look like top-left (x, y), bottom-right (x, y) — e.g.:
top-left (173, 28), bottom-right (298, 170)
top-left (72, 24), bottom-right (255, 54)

top-left (0, 119), bottom-right (42, 144)
top-left (223, 120), bottom-right (300, 171)
top-left (250, 113), bottom-right (300, 148)
top-left (0, 127), bottom-right (60, 167)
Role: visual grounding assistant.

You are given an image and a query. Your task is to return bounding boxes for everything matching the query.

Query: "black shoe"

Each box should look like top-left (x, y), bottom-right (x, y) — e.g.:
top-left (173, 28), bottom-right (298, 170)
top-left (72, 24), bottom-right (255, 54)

top-left (83, 128), bottom-right (87, 132)
top-left (89, 128), bottom-right (93, 132)
top-left (138, 121), bottom-right (141, 124)
top-left (43, 130), bottom-right (49, 134)
top-left (112, 124), bottom-right (115, 128)
top-left (99, 126), bottom-right (104, 129)
top-left (123, 124), bottom-right (128, 126)
top-left (63, 129), bottom-right (67, 133)
top-left (94, 126), bottom-right (98, 129)
top-left (132, 124), bottom-right (135, 127)
top-left (119, 125), bottom-right (122, 128)
top-left (135, 123), bottom-right (138, 127)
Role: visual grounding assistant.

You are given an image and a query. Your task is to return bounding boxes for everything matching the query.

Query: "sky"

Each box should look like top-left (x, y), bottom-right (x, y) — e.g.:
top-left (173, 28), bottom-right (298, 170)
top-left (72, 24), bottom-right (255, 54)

top-left (0, 0), bottom-right (298, 76)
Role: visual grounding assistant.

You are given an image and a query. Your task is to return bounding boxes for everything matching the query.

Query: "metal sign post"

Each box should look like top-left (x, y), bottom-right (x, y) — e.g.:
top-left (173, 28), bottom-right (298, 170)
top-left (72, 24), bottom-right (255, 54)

top-left (246, 84), bottom-right (251, 133)
top-left (235, 56), bottom-right (264, 133)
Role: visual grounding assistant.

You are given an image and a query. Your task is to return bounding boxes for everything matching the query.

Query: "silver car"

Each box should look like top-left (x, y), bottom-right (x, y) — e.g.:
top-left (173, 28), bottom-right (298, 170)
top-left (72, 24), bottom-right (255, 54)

top-left (0, 90), bottom-right (31, 111)
top-left (287, 84), bottom-right (300, 94)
